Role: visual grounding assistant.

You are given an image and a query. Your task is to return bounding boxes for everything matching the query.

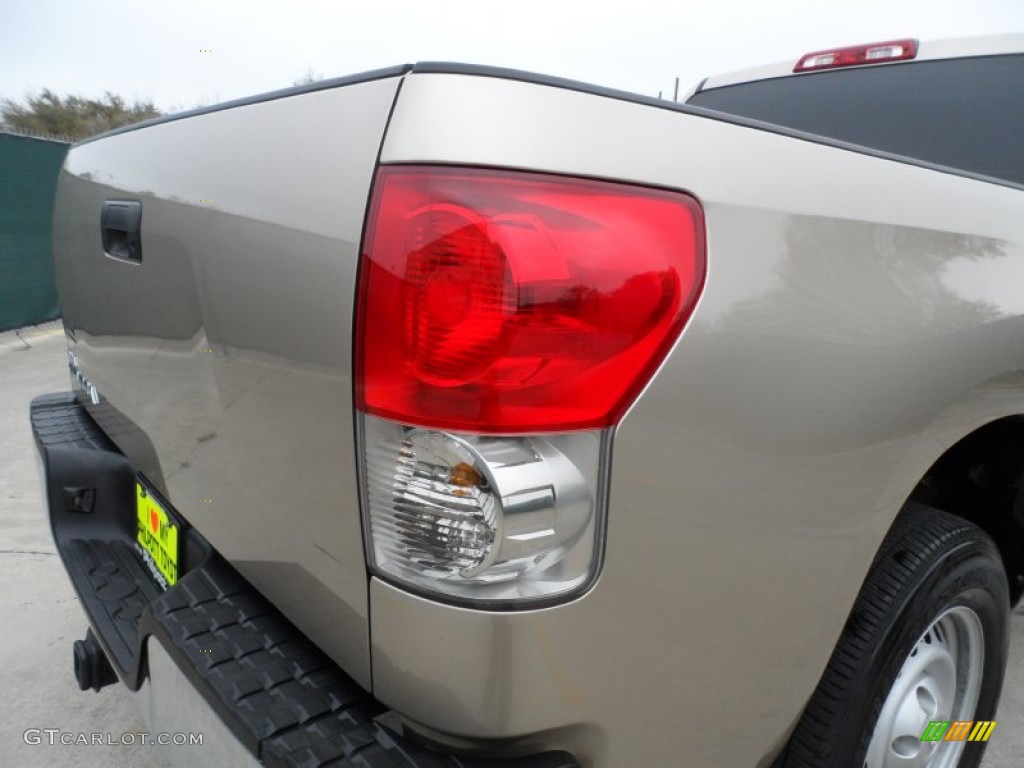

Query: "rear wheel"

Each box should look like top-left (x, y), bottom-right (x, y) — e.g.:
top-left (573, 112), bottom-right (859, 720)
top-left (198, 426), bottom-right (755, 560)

top-left (864, 605), bottom-right (985, 767)
top-left (782, 503), bottom-right (1009, 768)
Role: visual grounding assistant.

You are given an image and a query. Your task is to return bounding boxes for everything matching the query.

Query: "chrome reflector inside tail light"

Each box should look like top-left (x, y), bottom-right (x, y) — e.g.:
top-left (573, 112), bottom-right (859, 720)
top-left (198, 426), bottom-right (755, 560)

top-left (362, 414), bottom-right (604, 604)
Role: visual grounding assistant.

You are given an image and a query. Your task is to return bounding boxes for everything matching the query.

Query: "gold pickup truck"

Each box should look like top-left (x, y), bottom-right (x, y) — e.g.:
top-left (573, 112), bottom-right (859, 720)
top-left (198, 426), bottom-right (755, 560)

top-left (34, 34), bottom-right (1024, 768)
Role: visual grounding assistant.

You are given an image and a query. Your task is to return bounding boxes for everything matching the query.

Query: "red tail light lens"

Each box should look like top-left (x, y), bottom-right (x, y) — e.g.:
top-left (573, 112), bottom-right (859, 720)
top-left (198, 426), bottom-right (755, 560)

top-left (356, 166), bottom-right (705, 433)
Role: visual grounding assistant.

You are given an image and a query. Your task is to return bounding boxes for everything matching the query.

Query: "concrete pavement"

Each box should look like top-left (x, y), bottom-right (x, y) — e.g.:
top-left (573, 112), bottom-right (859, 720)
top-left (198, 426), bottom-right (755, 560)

top-left (0, 323), bottom-right (174, 768)
top-left (1, 324), bottom-right (1022, 767)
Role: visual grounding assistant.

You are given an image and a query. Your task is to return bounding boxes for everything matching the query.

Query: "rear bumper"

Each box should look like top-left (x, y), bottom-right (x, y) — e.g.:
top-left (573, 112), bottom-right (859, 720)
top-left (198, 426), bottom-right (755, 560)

top-left (32, 392), bottom-right (578, 768)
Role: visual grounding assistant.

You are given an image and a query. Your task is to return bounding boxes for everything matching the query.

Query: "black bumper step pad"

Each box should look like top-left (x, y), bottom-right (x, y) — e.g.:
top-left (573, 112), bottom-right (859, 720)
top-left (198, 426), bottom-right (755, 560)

top-left (144, 562), bottom-right (383, 756)
top-left (32, 391), bottom-right (119, 452)
top-left (32, 393), bottom-right (579, 768)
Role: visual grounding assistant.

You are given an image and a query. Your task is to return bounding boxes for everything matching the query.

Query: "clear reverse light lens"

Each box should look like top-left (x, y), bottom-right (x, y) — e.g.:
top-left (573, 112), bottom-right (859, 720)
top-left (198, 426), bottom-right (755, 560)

top-left (362, 414), bottom-right (603, 604)
top-left (379, 428), bottom-right (499, 578)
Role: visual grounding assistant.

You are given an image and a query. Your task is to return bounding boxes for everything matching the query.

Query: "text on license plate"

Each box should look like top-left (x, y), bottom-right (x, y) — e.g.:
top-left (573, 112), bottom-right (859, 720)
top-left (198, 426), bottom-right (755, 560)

top-left (136, 482), bottom-right (179, 588)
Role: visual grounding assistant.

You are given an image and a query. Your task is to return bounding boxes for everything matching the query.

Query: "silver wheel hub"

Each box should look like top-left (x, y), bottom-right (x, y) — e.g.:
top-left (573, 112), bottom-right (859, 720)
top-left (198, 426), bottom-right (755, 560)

top-left (863, 605), bottom-right (984, 768)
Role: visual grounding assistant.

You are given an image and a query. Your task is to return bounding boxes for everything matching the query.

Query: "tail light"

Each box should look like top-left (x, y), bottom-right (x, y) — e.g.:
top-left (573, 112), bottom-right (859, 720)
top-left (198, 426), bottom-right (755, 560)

top-left (356, 166), bottom-right (705, 605)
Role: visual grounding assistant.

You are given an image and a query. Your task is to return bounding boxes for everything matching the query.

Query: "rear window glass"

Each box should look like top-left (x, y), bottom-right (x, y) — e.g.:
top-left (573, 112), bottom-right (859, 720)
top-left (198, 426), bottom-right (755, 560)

top-left (688, 54), bottom-right (1024, 186)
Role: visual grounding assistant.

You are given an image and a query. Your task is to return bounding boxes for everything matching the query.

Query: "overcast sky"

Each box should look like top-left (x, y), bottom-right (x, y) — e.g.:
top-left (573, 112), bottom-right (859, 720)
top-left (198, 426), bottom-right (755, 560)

top-left (2, 0), bottom-right (1022, 113)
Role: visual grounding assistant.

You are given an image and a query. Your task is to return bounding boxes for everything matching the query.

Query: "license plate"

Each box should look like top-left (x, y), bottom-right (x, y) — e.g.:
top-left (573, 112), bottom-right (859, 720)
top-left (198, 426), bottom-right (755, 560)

top-left (135, 481), bottom-right (179, 589)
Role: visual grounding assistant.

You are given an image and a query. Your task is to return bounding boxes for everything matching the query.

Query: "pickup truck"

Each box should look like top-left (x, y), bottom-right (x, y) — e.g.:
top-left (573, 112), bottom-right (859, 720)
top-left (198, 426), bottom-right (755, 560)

top-left (33, 34), bottom-right (1024, 768)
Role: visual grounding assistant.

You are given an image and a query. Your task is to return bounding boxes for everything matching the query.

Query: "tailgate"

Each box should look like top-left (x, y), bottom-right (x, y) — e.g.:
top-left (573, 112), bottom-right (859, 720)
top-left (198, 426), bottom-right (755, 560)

top-left (50, 69), bottom-right (406, 687)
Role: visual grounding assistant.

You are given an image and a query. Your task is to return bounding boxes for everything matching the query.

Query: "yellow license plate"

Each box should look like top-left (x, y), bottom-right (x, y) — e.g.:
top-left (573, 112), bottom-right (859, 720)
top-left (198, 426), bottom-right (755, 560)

top-left (136, 482), bottom-right (179, 588)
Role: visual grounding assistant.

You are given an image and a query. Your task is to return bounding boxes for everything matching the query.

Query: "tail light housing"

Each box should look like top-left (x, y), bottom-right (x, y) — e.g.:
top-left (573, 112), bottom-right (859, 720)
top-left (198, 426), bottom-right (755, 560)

top-left (356, 166), bottom-right (704, 605)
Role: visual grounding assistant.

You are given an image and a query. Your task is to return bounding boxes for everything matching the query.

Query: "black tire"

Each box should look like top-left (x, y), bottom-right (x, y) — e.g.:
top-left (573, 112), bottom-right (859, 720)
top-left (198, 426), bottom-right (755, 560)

top-left (781, 502), bottom-right (1010, 768)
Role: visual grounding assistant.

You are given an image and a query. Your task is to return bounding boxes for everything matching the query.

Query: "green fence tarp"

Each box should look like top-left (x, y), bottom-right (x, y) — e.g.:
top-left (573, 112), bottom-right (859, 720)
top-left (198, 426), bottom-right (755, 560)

top-left (0, 132), bottom-right (69, 331)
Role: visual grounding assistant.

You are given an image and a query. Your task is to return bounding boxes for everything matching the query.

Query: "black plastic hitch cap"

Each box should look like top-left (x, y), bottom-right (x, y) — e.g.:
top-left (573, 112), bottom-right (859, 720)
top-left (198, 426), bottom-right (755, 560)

top-left (73, 629), bottom-right (119, 692)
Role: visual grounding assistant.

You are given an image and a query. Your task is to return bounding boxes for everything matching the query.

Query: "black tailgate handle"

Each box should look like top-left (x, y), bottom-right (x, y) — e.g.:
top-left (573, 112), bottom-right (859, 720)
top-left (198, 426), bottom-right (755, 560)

top-left (101, 200), bottom-right (143, 263)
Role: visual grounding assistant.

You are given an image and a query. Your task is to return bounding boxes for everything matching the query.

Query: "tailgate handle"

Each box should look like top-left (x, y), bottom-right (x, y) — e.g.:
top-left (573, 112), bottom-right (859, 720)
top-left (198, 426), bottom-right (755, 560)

top-left (101, 200), bottom-right (143, 263)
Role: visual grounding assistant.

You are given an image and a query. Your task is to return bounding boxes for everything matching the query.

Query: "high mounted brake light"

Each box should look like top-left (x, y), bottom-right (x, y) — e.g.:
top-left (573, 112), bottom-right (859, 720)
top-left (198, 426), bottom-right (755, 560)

top-left (355, 165), bottom-right (706, 434)
top-left (794, 39), bottom-right (918, 72)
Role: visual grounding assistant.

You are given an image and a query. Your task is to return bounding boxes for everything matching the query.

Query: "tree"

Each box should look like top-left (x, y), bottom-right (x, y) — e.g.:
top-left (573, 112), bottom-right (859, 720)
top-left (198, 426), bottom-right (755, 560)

top-left (0, 89), bottom-right (162, 140)
top-left (293, 68), bottom-right (324, 86)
